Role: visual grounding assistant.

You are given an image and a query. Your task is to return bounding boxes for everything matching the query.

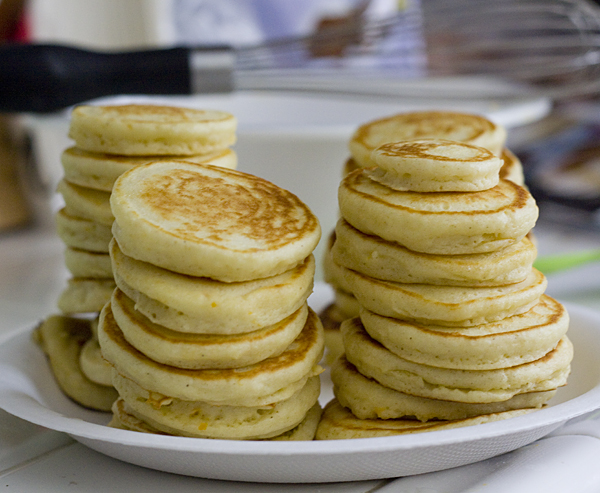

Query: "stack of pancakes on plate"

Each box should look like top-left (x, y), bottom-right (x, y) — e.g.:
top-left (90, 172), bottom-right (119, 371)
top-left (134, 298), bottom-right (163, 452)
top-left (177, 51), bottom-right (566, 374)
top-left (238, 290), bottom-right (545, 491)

top-left (321, 111), bottom-right (527, 364)
top-left (316, 126), bottom-right (572, 439)
top-left (99, 160), bottom-right (325, 440)
top-left (36, 104), bottom-right (237, 411)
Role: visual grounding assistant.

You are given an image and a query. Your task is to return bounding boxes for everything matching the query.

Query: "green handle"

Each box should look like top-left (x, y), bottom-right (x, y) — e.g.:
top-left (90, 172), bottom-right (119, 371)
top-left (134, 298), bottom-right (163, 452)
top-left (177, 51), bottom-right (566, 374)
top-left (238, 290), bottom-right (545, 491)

top-left (534, 249), bottom-right (600, 274)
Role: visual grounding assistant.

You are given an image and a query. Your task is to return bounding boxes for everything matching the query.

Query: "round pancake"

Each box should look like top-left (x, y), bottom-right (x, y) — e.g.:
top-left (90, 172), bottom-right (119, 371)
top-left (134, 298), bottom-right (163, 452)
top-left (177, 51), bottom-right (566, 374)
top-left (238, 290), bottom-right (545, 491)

top-left (109, 398), bottom-right (322, 440)
top-left (111, 161), bottom-right (321, 281)
top-left (64, 247), bottom-right (113, 278)
top-left (501, 148), bottom-right (525, 185)
top-left (360, 295), bottom-right (569, 370)
top-left (338, 266), bottom-right (547, 327)
top-left (110, 238), bottom-right (314, 334)
top-left (98, 301), bottom-right (324, 405)
top-left (61, 146), bottom-right (237, 192)
top-left (35, 315), bottom-right (117, 411)
top-left (349, 111), bottom-right (507, 168)
top-left (79, 337), bottom-right (113, 386)
top-left (331, 356), bottom-right (556, 421)
top-left (57, 179), bottom-right (113, 226)
top-left (315, 399), bottom-right (534, 440)
top-left (369, 139), bottom-right (503, 192)
top-left (342, 317), bottom-right (572, 403)
top-left (332, 218), bottom-right (536, 286)
top-left (111, 288), bottom-right (308, 369)
top-left (112, 371), bottom-right (320, 440)
top-left (338, 171), bottom-right (538, 255)
top-left (57, 277), bottom-right (115, 314)
top-left (69, 104), bottom-right (237, 156)
top-left (56, 208), bottom-right (112, 253)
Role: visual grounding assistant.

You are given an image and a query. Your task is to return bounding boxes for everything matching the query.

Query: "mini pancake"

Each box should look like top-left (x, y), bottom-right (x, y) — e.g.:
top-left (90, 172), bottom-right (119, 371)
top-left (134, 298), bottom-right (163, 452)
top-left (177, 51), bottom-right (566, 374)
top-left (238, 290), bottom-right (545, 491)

top-left (64, 247), bottom-right (113, 279)
top-left (56, 208), bottom-right (112, 253)
top-left (61, 146), bottom-right (237, 192)
top-left (331, 356), bottom-right (556, 421)
top-left (369, 139), bottom-right (503, 192)
top-left (57, 179), bottom-right (113, 226)
top-left (342, 317), bottom-right (572, 403)
top-left (69, 104), bottom-right (237, 156)
top-left (98, 302), bottom-right (324, 405)
top-left (332, 218), bottom-right (536, 286)
top-left (348, 111), bottom-right (507, 168)
top-left (338, 171), bottom-right (538, 255)
top-left (109, 398), bottom-right (322, 440)
top-left (337, 266), bottom-right (547, 327)
top-left (315, 399), bottom-right (535, 440)
top-left (57, 277), bottom-right (115, 314)
top-left (111, 161), bottom-right (321, 281)
top-left (35, 315), bottom-right (117, 411)
top-left (360, 295), bottom-right (569, 370)
top-left (110, 238), bottom-right (314, 334)
top-left (79, 337), bottom-right (113, 386)
top-left (111, 371), bottom-right (320, 440)
top-left (501, 148), bottom-right (525, 185)
top-left (111, 288), bottom-right (308, 369)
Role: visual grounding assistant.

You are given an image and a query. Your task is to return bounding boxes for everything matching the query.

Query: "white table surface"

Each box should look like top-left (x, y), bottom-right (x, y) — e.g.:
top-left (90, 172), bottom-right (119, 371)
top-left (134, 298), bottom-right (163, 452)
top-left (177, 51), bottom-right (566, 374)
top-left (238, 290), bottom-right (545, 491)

top-left (0, 204), bottom-right (599, 492)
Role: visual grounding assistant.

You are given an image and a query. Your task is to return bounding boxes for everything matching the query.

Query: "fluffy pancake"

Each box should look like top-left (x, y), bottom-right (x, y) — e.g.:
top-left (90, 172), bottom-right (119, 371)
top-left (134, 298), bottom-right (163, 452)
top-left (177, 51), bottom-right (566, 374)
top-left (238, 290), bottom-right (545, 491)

top-left (57, 277), bottom-right (115, 314)
top-left (112, 371), bottom-right (320, 440)
top-left (337, 265), bottom-right (547, 327)
top-left (501, 148), bottom-right (525, 185)
top-left (35, 315), bottom-right (117, 411)
top-left (369, 139), bottom-right (503, 192)
top-left (111, 161), bottom-right (321, 281)
top-left (79, 337), bottom-right (113, 386)
top-left (64, 247), bottom-right (112, 278)
top-left (315, 399), bottom-right (534, 440)
top-left (338, 170), bottom-right (538, 255)
top-left (109, 398), bottom-right (322, 440)
top-left (331, 355), bottom-right (556, 421)
top-left (98, 301), bottom-right (324, 405)
top-left (348, 111), bottom-right (507, 168)
top-left (111, 288), bottom-right (308, 369)
top-left (57, 179), bottom-right (113, 226)
top-left (56, 208), bottom-right (112, 253)
top-left (342, 317), bottom-right (572, 403)
top-left (69, 104), bottom-right (237, 156)
top-left (110, 238), bottom-right (314, 334)
top-left (61, 146), bottom-right (237, 192)
top-left (360, 295), bottom-right (569, 370)
top-left (332, 218), bottom-right (536, 286)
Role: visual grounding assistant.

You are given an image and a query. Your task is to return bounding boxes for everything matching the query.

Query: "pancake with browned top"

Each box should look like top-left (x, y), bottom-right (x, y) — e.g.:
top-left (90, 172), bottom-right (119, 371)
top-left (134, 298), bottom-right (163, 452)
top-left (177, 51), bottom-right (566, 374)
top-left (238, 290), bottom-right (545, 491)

top-left (111, 161), bottom-right (321, 281)
top-left (338, 170), bottom-right (538, 255)
top-left (68, 104), bottom-right (237, 156)
top-left (349, 111), bottom-right (506, 168)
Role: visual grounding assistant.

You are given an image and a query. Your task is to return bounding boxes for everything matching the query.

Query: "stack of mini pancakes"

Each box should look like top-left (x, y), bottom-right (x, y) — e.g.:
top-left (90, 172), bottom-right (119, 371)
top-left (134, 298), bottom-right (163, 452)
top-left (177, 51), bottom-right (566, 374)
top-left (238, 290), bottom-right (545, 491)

top-left (321, 111), bottom-right (527, 364)
top-left (36, 104), bottom-right (237, 411)
top-left (316, 134), bottom-right (572, 438)
top-left (98, 160), bottom-right (325, 440)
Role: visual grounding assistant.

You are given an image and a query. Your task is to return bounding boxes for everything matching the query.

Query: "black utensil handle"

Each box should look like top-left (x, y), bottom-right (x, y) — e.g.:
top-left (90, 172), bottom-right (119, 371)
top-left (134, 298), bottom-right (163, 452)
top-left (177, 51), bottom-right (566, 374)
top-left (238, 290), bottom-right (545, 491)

top-left (0, 44), bottom-right (232, 113)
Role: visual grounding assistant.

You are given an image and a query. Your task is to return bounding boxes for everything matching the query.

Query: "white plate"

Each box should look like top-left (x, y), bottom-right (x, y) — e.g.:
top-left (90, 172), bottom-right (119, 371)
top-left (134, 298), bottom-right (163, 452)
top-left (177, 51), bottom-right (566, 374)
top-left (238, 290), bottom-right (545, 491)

top-left (1, 288), bottom-right (599, 484)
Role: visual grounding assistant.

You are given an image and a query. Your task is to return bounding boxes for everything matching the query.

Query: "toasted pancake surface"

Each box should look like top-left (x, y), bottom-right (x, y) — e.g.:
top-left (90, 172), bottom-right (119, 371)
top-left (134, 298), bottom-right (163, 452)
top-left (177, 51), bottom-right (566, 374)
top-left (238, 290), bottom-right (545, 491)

top-left (349, 111), bottom-right (506, 167)
top-left (69, 104), bottom-right (237, 156)
top-left (339, 171), bottom-right (538, 255)
top-left (111, 161), bottom-right (321, 281)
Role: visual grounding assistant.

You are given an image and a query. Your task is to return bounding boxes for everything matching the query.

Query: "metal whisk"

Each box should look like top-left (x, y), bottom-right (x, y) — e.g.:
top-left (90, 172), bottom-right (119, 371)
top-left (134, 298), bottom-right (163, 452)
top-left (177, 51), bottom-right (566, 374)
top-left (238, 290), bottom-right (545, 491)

top-left (2, 0), bottom-right (600, 113)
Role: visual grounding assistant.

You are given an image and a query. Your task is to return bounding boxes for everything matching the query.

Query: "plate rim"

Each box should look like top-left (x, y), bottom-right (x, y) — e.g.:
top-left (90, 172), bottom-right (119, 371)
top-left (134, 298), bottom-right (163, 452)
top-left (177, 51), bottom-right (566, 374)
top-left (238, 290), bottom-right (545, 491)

top-left (0, 301), bottom-right (599, 459)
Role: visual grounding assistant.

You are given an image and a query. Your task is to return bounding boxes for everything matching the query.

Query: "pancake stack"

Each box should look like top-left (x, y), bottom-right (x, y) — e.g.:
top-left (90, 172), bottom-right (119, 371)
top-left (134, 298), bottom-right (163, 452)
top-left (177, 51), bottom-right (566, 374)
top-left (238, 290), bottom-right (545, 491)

top-left (321, 111), bottom-right (526, 364)
top-left (316, 136), bottom-right (572, 439)
top-left (37, 104), bottom-right (238, 411)
top-left (98, 160), bottom-right (325, 440)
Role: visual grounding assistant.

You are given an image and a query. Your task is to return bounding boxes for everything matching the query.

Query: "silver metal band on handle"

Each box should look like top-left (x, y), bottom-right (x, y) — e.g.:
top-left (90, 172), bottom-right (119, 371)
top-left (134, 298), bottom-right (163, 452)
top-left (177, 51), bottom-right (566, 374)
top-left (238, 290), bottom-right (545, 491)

top-left (188, 48), bottom-right (236, 93)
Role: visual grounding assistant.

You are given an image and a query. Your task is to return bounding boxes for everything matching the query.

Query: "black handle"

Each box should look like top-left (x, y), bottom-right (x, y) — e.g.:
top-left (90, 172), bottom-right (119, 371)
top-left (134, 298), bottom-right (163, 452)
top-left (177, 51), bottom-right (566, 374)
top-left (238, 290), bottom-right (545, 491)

top-left (0, 44), bottom-right (194, 113)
